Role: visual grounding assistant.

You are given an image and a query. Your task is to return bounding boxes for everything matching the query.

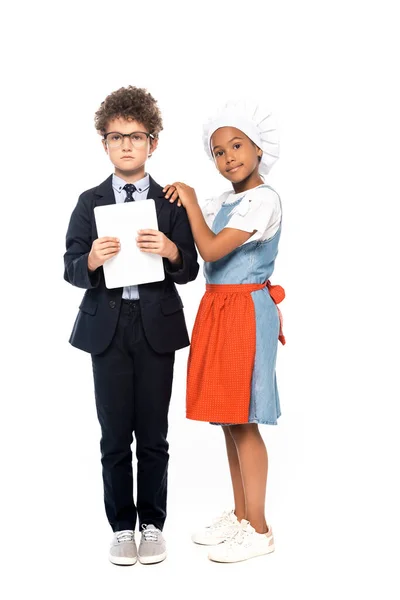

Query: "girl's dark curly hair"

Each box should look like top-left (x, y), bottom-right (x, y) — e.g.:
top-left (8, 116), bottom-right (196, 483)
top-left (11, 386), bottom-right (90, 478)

top-left (94, 86), bottom-right (163, 137)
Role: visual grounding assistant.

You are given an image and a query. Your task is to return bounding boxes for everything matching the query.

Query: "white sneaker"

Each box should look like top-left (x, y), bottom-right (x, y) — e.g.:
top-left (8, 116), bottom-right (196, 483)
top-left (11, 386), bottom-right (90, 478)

top-left (191, 510), bottom-right (240, 545)
top-left (208, 519), bottom-right (275, 563)
top-left (109, 530), bottom-right (137, 565)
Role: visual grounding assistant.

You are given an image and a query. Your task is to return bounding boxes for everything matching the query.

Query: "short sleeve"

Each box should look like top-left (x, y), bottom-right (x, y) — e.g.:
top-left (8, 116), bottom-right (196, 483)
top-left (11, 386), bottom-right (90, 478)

top-left (225, 187), bottom-right (281, 243)
top-left (201, 193), bottom-right (229, 228)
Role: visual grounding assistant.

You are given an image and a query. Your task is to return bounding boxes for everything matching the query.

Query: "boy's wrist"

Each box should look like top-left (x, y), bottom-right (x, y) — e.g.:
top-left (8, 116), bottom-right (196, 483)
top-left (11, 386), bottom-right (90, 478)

top-left (88, 253), bottom-right (98, 272)
top-left (167, 244), bottom-right (182, 266)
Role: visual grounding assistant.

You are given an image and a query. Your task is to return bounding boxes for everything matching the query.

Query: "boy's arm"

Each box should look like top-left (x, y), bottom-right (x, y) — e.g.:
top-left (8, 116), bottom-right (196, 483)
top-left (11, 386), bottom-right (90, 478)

top-left (64, 194), bottom-right (101, 289)
top-left (164, 204), bottom-right (199, 285)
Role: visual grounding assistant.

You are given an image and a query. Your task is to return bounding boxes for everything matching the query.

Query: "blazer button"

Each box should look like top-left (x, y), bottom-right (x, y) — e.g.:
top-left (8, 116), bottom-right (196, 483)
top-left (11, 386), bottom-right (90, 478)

top-left (109, 300), bottom-right (116, 309)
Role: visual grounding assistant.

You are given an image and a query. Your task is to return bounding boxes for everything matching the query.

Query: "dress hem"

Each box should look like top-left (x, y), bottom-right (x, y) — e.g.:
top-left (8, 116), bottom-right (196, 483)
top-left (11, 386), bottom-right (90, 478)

top-left (186, 413), bottom-right (281, 426)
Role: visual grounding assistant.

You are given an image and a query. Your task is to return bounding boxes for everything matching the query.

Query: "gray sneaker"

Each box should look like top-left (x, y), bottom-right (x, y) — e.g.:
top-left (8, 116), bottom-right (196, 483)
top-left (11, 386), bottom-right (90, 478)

top-left (109, 530), bottom-right (137, 565)
top-left (138, 524), bottom-right (167, 564)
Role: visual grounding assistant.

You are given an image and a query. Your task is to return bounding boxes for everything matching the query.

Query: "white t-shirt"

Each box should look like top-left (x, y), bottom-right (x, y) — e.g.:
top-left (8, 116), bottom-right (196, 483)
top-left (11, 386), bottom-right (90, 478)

top-left (202, 185), bottom-right (282, 245)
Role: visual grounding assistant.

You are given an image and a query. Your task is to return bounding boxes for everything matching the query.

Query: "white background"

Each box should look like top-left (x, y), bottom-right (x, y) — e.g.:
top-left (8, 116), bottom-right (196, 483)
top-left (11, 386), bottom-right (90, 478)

top-left (1, 1), bottom-right (399, 598)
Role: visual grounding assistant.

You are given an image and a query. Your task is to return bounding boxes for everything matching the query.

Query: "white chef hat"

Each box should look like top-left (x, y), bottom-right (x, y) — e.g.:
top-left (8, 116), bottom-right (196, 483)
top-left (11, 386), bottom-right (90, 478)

top-left (202, 99), bottom-right (279, 175)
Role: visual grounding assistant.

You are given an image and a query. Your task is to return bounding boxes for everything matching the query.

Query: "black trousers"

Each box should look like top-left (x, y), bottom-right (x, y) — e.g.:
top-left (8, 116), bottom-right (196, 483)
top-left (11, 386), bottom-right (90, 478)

top-left (91, 300), bottom-right (175, 532)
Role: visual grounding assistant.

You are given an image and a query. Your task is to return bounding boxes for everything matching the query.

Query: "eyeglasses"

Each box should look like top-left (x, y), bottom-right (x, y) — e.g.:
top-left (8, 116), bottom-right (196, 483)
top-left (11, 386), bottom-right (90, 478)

top-left (103, 131), bottom-right (155, 149)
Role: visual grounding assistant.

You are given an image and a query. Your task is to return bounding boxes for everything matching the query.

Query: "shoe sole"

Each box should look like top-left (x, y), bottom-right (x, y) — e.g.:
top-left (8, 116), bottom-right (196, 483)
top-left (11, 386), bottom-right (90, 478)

top-left (208, 544), bottom-right (275, 563)
top-left (192, 532), bottom-right (235, 546)
top-left (192, 538), bottom-right (224, 546)
top-left (109, 555), bottom-right (138, 566)
top-left (138, 551), bottom-right (167, 565)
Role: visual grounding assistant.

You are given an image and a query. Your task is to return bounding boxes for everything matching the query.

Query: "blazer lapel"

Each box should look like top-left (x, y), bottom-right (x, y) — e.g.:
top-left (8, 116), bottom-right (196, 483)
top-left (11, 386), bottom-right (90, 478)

top-left (148, 175), bottom-right (166, 219)
top-left (94, 174), bottom-right (116, 207)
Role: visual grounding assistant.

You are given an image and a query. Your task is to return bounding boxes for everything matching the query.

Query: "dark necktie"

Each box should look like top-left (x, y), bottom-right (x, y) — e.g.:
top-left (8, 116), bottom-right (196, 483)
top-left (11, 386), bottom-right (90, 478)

top-left (123, 183), bottom-right (137, 202)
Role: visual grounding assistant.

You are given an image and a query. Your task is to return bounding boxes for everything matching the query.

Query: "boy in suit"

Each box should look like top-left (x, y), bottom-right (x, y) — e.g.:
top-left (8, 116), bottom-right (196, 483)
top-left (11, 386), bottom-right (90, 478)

top-left (64, 86), bottom-right (199, 565)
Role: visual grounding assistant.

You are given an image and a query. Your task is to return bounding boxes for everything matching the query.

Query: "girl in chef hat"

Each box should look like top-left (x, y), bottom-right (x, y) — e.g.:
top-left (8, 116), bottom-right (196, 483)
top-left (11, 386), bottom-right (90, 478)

top-left (163, 99), bottom-right (285, 563)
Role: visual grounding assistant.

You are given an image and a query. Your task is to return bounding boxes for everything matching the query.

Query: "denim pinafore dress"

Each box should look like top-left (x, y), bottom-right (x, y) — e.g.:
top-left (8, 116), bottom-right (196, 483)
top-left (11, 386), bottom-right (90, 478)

top-left (186, 185), bottom-right (284, 425)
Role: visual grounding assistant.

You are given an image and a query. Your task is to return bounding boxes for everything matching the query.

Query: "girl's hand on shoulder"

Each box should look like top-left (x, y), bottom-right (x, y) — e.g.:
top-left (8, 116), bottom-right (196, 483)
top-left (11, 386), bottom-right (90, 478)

top-left (163, 182), bottom-right (198, 208)
top-left (163, 184), bottom-right (182, 206)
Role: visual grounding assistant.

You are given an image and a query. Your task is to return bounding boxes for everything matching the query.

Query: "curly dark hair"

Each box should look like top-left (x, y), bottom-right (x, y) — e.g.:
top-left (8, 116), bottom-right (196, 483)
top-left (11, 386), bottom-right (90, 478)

top-left (94, 86), bottom-right (163, 137)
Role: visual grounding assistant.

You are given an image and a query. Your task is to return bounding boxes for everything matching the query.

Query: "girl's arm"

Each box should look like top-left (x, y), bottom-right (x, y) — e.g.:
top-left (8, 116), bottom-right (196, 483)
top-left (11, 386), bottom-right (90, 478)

top-left (164, 183), bottom-right (254, 263)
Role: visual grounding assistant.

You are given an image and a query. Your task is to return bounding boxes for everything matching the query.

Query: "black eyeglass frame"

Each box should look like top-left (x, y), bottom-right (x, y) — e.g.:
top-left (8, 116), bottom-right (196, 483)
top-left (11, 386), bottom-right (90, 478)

top-left (103, 131), bottom-right (155, 144)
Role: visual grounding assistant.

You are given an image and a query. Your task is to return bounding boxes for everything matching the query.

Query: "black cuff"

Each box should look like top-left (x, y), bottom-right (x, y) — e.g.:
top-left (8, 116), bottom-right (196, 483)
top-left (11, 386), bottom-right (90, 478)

top-left (165, 250), bottom-right (184, 274)
top-left (88, 266), bottom-right (101, 287)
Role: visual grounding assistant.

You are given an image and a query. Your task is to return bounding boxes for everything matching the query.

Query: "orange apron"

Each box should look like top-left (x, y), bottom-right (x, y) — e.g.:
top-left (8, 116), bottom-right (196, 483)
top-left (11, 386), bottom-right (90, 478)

top-left (186, 280), bottom-right (285, 423)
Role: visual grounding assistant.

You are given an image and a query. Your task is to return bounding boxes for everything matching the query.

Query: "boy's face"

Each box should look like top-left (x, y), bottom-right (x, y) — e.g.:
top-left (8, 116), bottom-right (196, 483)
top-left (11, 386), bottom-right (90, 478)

top-left (210, 126), bottom-right (262, 184)
top-left (102, 117), bottom-right (158, 177)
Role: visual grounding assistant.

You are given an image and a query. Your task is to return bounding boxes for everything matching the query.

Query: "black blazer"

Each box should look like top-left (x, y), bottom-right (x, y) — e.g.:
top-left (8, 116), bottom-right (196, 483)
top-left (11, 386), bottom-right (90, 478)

top-left (64, 175), bottom-right (199, 355)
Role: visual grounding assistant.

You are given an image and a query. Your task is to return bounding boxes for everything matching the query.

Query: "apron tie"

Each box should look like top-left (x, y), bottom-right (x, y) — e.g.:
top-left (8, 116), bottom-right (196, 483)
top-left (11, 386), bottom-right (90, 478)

top-left (266, 280), bottom-right (286, 345)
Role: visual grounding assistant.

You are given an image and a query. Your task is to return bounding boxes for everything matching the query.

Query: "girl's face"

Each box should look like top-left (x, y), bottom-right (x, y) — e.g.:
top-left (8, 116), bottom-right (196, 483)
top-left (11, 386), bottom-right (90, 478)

top-left (210, 126), bottom-right (263, 189)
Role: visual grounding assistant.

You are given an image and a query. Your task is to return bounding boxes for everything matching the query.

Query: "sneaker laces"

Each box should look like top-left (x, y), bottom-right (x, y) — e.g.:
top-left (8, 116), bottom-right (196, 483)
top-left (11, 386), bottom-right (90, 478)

top-left (115, 530), bottom-right (134, 543)
top-left (225, 521), bottom-right (253, 547)
top-left (141, 524), bottom-right (159, 542)
top-left (209, 510), bottom-right (236, 531)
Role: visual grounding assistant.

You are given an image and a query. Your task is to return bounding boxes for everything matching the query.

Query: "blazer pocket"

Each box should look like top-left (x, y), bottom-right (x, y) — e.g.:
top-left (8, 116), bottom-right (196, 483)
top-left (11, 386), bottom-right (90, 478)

top-left (79, 295), bottom-right (98, 316)
top-left (160, 295), bottom-right (183, 315)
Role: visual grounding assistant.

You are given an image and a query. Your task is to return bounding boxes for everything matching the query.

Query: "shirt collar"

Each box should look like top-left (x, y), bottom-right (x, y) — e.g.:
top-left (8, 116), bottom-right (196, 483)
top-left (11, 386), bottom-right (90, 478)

top-left (112, 173), bottom-right (150, 194)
